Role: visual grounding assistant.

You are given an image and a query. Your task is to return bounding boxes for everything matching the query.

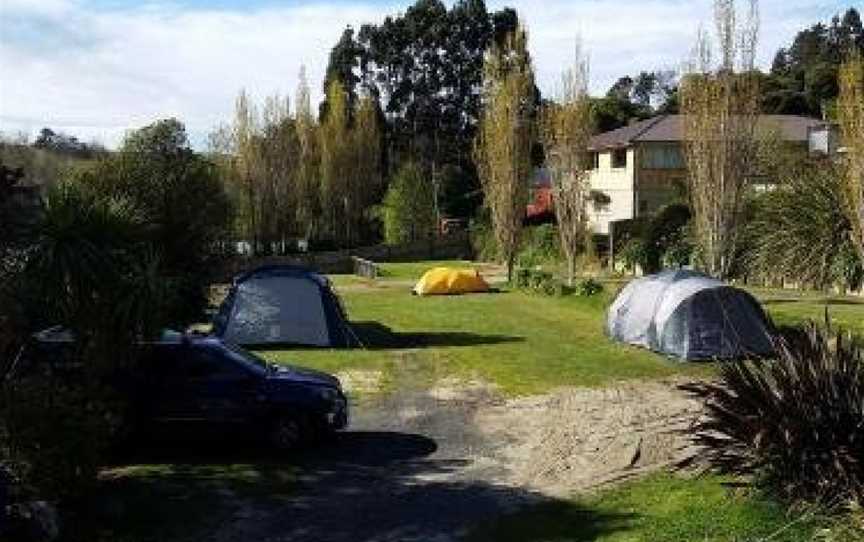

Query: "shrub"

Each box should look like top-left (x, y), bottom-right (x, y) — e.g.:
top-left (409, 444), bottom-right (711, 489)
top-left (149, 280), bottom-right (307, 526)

top-left (744, 158), bottom-right (859, 290)
top-left (574, 278), bottom-right (603, 297)
top-left (379, 161), bottom-right (437, 245)
top-left (2, 379), bottom-right (125, 501)
top-left (76, 119), bottom-right (231, 326)
top-left (516, 224), bottom-right (561, 268)
top-left (512, 268), bottom-right (603, 298)
top-left (618, 238), bottom-right (647, 273)
top-left (0, 181), bottom-right (175, 511)
top-left (682, 323), bottom-right (864, 506)
top-left (644, 204), bottom-right (692, 272)
top-left (470, 214), bottom-right (498, 262)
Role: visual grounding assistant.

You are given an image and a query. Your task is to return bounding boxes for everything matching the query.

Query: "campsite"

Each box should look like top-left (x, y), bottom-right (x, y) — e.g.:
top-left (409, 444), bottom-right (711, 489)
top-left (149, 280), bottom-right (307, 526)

top-left (51, 260), bottom-right (859, 542)
top-left (2, 0), bottom-right (864, 541)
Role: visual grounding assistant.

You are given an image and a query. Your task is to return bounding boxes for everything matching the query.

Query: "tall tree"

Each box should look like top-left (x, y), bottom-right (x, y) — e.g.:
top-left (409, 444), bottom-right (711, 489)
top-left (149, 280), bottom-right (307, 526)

top-left (319, 80), bottom-right (353, 244)
top-left (681, 0), bottom-right (761, 279)
top-left (323, 0), bottom-right (520, 218)
top-left (76, 119), bottom-right (230, 324)
top-left (764, 7), bottom-right (863, 116)
top-left (379, 161), bottom-right (437, 245)
top-left (476, 24), bottom-right (536, 281)
top-left (839, 52), bottom-right (864, 264)
top-left (349, 94), bottom-right (384, 245)
top-left (295, 66), bottom-right (321, 240)
top-left (542, 40), bottom-right (594, 286)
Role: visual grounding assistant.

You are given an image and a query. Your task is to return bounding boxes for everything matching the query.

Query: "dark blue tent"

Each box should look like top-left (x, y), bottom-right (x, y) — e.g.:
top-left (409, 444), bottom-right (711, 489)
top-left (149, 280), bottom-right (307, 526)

top-left (213, 266), bottom-right (355, 348)
top-left (607, 270), bottom-right (774, 361)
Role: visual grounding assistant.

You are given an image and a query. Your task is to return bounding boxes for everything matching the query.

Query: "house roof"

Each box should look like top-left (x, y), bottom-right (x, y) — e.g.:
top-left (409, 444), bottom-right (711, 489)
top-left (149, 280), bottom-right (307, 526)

top-left (588, 114), bottom-right (826, 151)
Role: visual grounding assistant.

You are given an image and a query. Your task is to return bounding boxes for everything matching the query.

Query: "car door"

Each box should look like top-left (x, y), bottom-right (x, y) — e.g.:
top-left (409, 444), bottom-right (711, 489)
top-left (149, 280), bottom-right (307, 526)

top-left (144, 344), bottom-right (203, 426)
top-left (177, 345), bottom-right (261, 428)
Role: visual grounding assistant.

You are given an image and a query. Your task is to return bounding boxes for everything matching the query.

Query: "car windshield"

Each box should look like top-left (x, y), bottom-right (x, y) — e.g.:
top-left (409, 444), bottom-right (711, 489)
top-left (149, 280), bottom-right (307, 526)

top-left (223, 341), bottom-right (270, 371)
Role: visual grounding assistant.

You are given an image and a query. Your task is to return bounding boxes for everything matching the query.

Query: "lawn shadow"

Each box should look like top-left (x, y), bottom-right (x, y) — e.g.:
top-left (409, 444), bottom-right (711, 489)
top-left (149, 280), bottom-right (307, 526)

top-left (351, 321), bottom-right (525, 349)
top-left (466, 500), bottom-right (636, 542)
top-left (763, 297), bottom-right (864, 306)
top-left (76, 431), bottom-right (634, 542)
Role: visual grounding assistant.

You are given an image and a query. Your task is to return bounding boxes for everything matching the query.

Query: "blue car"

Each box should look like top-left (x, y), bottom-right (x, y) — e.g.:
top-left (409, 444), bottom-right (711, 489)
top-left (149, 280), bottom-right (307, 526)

top-left (12, 328), bottom-right (349, 451)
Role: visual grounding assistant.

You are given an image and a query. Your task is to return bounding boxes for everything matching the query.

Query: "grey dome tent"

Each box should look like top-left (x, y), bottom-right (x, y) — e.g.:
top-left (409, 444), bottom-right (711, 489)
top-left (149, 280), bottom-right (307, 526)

top-left (606, 270), bottom-right (774, 361)
top-left (213, 266), bottom-right (355, 348)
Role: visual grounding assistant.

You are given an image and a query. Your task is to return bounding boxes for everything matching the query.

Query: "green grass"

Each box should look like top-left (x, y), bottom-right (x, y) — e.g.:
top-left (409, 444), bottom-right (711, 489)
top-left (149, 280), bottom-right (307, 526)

top-left (752, 288), bottom-right (864, 335)
top-left (261, 282), bottom-right (709, 396)
top-left (376, 259), bottom-right (479, 279)
top-left (469, 473), bottom-right (829, 542)
top-left (262, 265), bottom-right (864, 397)
top-left (67, 461), bottom-right (296, 542)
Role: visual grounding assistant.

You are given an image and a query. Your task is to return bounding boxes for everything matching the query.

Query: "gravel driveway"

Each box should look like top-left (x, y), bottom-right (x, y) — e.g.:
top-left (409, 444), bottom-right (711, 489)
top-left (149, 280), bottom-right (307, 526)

top-left (202, 371), bottom-right (703, 542)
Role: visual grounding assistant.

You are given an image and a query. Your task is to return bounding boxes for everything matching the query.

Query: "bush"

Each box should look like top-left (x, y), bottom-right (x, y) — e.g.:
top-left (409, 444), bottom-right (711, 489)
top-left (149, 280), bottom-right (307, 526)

top-left (512, 268), bottom-right (603, 298)
top-left (644, 204), bottom-right (692, 272)
top-left (470, 214), bottom-right (498, 262)
top-left (682, 323), bottom-right (864, 506)
top-left (618, 238), bottom-right (647, 273)
top-left (379, 161), bottom-right (437, 245)
top-left (513, 268), bottom-right (556, 294)
top-left (574, 278), bottom-right (603, 297)
top-left (76, 119), bottom-right (231, 326)
top-left (744, 158), bottom-right (859, 290)
top-left (516, 224), bottom-right (561, 268)
top-left (2, 379), bottom-right (124, 501)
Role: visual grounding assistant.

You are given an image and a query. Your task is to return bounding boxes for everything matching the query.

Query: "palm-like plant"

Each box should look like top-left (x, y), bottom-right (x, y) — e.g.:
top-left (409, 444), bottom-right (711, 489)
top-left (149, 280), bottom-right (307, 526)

top-left (22, 182), bottom-right (171, 374)
top-left (682, 323), bottom-right (864, 506)
top-left (745, 158), bottom-right (861, 291)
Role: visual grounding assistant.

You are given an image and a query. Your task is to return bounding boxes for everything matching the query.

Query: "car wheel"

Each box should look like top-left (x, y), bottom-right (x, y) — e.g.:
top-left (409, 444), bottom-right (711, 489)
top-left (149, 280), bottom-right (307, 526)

top-left (269, 414), bottom-right (306, 452)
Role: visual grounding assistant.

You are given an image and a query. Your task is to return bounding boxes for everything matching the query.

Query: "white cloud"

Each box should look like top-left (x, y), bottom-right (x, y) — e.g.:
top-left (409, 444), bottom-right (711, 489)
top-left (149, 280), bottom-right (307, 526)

top-left (0, 0), bottom-right (848, 148)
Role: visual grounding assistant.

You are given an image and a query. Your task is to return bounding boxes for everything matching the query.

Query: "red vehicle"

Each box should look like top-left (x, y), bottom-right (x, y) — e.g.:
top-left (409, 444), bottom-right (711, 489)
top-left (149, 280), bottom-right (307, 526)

top-left (526, 168), bottom-right (554, 224)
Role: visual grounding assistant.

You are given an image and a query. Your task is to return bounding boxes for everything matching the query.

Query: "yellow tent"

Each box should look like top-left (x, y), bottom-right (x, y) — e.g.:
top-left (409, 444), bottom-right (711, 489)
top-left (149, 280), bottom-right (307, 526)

top-left (413, 267), bottom-right (491, 296)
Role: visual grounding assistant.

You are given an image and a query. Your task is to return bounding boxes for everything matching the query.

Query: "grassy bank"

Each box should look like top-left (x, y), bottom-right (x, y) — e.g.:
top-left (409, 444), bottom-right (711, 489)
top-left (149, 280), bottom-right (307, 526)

top-left (469, 473), bottom-right (831, 542)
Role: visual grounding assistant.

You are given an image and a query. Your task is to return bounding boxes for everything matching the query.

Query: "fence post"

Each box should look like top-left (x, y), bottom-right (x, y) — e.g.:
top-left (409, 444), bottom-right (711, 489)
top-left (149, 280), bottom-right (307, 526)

top-left (608, 221), bottom-right (615, 272)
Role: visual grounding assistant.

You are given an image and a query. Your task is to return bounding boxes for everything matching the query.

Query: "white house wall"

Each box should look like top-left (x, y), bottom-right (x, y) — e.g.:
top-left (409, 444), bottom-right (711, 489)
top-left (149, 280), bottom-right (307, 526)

top-left (586, 148), bottom-right (636, 234)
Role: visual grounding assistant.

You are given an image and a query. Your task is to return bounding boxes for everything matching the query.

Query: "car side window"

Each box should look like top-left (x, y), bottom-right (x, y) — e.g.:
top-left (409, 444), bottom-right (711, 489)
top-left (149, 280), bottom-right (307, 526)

top-left (183, 347), bottom-right (247, 381)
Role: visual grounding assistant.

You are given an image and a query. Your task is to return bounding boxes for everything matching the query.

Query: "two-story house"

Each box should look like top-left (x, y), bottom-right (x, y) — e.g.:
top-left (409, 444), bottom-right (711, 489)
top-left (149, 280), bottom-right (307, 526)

top-left (585, 114), bottom-right (827, 234)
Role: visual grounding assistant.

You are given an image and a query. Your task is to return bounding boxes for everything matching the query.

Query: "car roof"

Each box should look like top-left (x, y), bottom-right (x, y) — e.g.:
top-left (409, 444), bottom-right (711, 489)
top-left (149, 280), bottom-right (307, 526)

top-left (31, 326), bottom-right (189, 346)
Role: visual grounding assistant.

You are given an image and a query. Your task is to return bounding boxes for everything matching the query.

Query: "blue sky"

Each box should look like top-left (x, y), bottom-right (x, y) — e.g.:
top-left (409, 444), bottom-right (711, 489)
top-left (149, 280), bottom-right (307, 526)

top-left (0, 0), bottom-right (854, 148)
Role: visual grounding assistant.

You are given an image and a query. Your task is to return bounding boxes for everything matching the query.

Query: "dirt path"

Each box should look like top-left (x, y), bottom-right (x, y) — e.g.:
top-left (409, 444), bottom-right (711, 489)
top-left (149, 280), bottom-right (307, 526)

top-left (206, 374), bottom-right (704, 542)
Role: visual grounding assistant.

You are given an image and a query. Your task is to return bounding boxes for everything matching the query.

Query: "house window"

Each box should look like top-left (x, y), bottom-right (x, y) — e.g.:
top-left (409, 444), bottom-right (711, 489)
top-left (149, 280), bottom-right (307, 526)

top-left (589, 152), bottom-right (600, 170)
top-left (612, 149), bottom-right (627, 169)
top-left (590, 190), bottom-right (611, 213)
top-left (641, 145), bottom-right (685, 169)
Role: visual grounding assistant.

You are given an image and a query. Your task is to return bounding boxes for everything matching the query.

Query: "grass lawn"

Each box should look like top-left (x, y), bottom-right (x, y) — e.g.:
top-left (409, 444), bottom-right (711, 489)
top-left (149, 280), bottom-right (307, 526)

top-left (69, 459), bottom-right (297, 542)
top-left (751, 287), bottom-right (864, 335)
top-left (263, 263), bottom-right (864, 396)
top-left (468, 473), bottom-right (830, 542)
top-left (261, 280), bottom-right (709, 396)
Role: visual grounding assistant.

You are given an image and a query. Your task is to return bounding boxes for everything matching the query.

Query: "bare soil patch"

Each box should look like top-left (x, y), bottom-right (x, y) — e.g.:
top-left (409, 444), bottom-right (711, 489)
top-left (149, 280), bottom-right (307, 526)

top-left (472, 379), bottom-right (704, 496)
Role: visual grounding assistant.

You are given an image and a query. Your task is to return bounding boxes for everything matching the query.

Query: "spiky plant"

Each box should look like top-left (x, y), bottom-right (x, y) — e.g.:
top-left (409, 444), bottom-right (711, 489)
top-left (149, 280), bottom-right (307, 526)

top-left (682, 323), bottom-right (864, 506)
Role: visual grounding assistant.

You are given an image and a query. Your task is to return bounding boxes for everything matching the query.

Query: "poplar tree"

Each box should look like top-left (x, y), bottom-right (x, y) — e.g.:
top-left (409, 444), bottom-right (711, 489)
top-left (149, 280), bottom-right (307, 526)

top-left (542, 40), bottom-right (594, 285)
top-left (295, 66), bottom-right (321, 241)
top-left (681, 0), bottom-right (761, 279)
top-left (319, 80), bottom-right (352, 244)
top-left (476, 24), bottom-right (536, 281)
top-left (839, 52), bottom-right (864, 263)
